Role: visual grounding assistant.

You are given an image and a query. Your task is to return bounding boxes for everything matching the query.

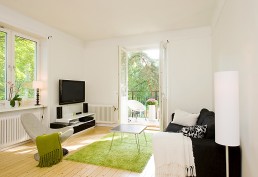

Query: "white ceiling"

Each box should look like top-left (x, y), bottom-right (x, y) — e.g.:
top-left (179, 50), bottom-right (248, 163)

top-left (0, 0), bottom-right (217, 41)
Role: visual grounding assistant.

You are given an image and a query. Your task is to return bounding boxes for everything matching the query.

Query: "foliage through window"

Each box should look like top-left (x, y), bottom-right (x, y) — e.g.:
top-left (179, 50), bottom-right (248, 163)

top-left (128, 50), bottom-right (159, 104)
top-left (0, 29), bottom-right (38, 101)
top-left (0, 31), bottom-right (6, 100)
top-left (15, 36), bottom-right (37, 98)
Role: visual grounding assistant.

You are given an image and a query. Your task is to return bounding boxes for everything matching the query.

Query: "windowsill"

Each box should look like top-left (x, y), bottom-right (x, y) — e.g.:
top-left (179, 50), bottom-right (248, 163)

top-left (0, 105), bottom-right (46, 113)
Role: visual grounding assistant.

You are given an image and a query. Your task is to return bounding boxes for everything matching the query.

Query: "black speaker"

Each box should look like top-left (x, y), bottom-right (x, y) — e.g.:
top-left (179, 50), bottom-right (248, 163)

top-left (57, 107), bottom-right (62, 119)
top-left (83, 103), bottom-right (88, 113)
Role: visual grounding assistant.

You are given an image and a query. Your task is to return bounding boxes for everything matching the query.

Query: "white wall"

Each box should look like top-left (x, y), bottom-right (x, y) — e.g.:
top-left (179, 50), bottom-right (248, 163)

top-left (212, 0), bottom-right (258, 176)
top-left (47, 34), bottom-right (85, 123)
top-left (0, 5), bottom-right (85, 124)
top-left (83, 27), bottom-right (213, 123)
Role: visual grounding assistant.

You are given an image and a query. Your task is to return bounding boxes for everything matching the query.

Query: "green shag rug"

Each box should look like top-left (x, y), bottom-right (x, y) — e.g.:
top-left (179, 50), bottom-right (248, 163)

top-left (65, 132), bottom-right (152, 173)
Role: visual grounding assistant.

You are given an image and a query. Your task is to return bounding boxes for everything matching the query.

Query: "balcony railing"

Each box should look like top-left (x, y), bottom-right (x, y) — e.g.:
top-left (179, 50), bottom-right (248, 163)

top-left (128, 91), bottom-right (159, 105)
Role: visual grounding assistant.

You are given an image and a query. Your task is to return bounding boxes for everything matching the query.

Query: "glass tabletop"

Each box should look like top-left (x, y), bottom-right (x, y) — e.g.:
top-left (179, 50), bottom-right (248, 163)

top-left (111, 124), bottom-right (147, 134)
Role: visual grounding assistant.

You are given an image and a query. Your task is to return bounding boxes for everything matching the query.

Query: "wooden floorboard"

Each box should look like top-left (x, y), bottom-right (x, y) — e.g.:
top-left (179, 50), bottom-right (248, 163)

top-left (0, 126), bottom-right (155, 177)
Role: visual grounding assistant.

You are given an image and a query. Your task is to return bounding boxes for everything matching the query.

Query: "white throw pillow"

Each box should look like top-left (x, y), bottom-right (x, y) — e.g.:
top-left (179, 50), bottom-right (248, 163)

top-left (172, 109), bottom-right (199, 126)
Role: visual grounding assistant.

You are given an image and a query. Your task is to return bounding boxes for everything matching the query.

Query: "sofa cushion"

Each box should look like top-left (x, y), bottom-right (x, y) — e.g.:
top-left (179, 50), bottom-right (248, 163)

top-left (168, 108), bottom-right (215, 139)
top-left (202, 116), bottom-right (215, 139)
top-left (196, 109), bottom-right (213, 125)
top-left (195, 108), bottom-right (215, 139)
top-left (172, 109), bottom-right (199, 126)
top-left (179, 125), bottom-right (207, 138)
top-left (165, 123), bottom-right (183, 132)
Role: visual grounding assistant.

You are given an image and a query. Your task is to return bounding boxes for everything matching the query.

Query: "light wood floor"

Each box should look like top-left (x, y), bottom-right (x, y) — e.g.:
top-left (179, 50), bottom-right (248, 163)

top-left (0, 126), bottom-right (155, 177)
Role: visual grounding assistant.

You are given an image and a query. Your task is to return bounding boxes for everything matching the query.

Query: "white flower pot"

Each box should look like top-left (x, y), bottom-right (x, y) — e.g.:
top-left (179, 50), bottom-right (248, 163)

top-left (148, 105), bottom-right (156, 119)
top-left (15, 101), bottom-right (20, 108)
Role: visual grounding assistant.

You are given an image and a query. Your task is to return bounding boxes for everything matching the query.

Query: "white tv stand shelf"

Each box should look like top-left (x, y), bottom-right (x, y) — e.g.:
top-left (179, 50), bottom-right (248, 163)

top-left (50, 112), bottom-right (95, 134)
top-left (55, 112), bottom-right (95, 123)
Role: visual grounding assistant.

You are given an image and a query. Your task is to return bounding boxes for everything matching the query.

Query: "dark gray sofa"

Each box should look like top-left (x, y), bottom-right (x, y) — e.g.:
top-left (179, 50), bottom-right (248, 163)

top-left (165, 108), bottom-right (241, 177)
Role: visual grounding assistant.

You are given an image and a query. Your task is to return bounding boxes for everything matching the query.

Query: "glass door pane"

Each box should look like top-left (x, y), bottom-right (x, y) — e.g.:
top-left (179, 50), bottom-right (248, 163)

top-left (14, 35), bottom-right (37, 99)
top-left (0, 31), bottom-right (7, 100)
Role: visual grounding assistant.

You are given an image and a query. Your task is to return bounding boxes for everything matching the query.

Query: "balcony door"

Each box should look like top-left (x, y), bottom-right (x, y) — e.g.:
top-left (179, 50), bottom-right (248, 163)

top-left (118, 46), bottom-right (162, 128)
top-left (118, 47), bottom-right (128, 124)
top-left (159, 41), bottom-right (169, 130)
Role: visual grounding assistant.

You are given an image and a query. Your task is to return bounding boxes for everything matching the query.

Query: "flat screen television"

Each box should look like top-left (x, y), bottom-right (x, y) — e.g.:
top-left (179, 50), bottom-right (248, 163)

top-left (59, 79), bottom-right (85, 105)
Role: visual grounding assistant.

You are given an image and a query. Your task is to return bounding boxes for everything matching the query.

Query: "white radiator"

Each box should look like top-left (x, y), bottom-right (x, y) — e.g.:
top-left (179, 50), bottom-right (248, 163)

top-left (89, 104), bottom-right (116, 123)
top-left (0, 111), bottom-right (41, 149)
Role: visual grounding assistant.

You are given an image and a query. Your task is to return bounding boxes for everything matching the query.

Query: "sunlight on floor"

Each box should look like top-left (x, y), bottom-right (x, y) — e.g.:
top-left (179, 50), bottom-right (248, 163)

top-left (16, 149), bottom-right (34, 154)
top-left (6, 144), bottom-right (35, 152)
top-left (80, 138), bottom-right (98, 144)
top-left (66, 144), bottom-right (85, 151)
top-left (0, 126), bottom-right (156, 177)
top-left (98, 135), bottom-right (129, 142)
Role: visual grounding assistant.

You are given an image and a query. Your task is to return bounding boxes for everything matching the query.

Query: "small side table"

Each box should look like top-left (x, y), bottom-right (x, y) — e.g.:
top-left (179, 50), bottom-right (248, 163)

top-left (109, 124), bottom-right (147, 152)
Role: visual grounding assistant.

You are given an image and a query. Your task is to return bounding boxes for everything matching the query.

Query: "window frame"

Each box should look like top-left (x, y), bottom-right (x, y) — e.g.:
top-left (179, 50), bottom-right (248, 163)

top-left (0, 28), bottom-right (40, 102)
top-left (0, 28), bottom-right (10, 101)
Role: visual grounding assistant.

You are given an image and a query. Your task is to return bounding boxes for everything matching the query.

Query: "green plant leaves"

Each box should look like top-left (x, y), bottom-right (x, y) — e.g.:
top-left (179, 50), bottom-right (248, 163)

top-left (10, 94), bottom-right (22, 107)
top-left (10, 99), bottom-right (15, 107)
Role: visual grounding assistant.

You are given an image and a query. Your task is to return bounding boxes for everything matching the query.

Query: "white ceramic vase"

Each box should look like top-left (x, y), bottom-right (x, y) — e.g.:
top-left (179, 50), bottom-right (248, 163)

top-left (148, 105), bottom-right (156, 119)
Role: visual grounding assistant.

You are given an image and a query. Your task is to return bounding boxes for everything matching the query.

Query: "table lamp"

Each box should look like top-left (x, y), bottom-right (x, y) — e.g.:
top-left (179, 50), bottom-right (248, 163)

top-left (214, 71), bottom-right (240, 177)
top-left (33, 80), bottom-right (43, 106)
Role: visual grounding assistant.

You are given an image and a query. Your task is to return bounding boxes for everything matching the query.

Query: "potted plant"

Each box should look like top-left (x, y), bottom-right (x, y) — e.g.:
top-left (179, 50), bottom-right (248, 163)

top-left (6, 81), bottom-right (22, 108)
top-left (146, 98), bottom-right (158, 119)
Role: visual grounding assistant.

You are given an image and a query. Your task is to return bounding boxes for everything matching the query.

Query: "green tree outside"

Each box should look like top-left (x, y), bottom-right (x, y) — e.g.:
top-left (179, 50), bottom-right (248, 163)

top-left (0, 31), bottom-right (6, 100)
top-left (0, 31), bottom-right (36, 101)
top-left (15, 36), bottom-right (36, 99)
top-left (128, 51), bottom-right (159, 104)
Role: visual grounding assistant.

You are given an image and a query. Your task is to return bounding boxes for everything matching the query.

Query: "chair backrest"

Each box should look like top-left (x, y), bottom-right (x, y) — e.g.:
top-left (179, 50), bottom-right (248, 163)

top-left (20, 113), bottom-right (47, 142)
top-left (127, 100), bottom-right (146, 111)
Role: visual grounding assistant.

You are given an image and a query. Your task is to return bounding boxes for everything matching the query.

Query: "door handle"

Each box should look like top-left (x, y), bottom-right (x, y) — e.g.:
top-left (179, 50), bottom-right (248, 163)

top-left (113, 106), bottom-right (118, 111)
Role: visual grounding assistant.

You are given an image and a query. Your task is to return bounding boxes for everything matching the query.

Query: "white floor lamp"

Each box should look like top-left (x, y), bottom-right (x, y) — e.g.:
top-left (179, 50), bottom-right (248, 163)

top-left (214, 71), bottom-right (240, 177)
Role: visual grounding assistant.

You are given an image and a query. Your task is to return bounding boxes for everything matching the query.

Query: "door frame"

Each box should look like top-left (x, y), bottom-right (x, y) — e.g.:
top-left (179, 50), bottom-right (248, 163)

top-left (118, 46), bottom-right (129, 124)
top-left (159, 41), bottom-right (169, 130)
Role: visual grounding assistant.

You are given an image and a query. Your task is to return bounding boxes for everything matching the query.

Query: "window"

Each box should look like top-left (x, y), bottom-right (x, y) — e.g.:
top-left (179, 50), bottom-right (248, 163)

top-left (0, 29), bottom-right (39, 101)
top-left (0, 31), bottom-right (7, 100)
top-left (15, 35), bottom-right (37, 99)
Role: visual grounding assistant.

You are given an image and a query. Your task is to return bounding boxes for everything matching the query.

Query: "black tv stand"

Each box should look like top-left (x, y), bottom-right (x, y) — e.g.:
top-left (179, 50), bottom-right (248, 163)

top-left (50, 113), bottom-right (95, 134)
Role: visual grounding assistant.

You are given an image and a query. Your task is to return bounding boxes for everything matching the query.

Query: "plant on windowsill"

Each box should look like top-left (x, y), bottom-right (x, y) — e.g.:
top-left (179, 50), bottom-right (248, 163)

top-left (7, 81), bottom-right (22, 107)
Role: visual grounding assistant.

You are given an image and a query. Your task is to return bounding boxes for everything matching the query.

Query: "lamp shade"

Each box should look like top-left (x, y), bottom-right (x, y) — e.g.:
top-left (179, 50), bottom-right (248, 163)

top-left (32, 81), bottom-right (43, 89)
top-left (214, 71), bottom-right (240, 146)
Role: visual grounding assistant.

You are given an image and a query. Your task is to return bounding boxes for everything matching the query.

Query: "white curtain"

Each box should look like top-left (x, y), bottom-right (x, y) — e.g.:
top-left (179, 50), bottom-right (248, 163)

top-left (159, 41), bottom-right (169, 131)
